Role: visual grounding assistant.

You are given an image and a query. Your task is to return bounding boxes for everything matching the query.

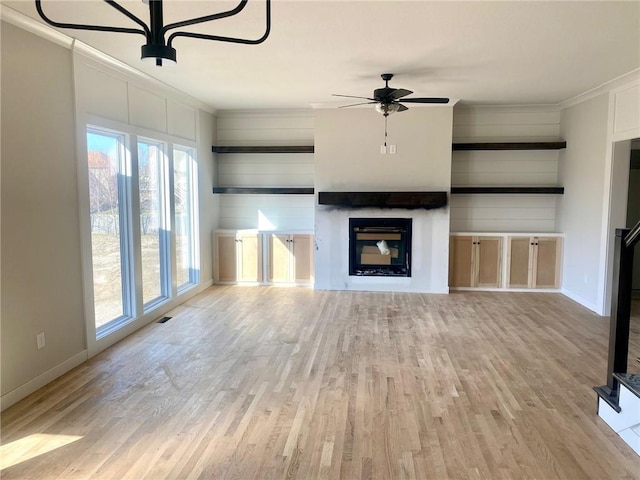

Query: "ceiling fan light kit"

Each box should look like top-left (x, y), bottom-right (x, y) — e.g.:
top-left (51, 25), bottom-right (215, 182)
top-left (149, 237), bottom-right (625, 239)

top-left (34, 0), bottom-right (271, 66)
top-left (375, 102), bottom-right (400, 116)
top-left (333, 73), bottom-right (450, 150)
top-left (334, 73), bottom-right (449, 116)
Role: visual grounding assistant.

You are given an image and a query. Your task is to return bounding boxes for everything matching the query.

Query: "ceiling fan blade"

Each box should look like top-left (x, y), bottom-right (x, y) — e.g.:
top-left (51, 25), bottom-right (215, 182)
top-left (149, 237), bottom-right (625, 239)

top-left (399, 97), bottom-right (449, 104)
top-left (397, 103), bottom-right (409, 112)
top-left (332, 94), bottom-right (375, 101)
top-left (389, 88), bottom-right (413, 100)
top-left (338, 101), bottom-right (377, 108)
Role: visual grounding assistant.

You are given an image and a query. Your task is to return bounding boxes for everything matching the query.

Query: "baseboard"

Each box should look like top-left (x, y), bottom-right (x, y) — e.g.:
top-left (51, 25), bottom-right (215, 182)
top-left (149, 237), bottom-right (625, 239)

top-left (0, 350), bottom-right (88, 412)
top-left (0, 281), bottom-right (216, 413)
top-left (561, 288), bottom-right (601, 315)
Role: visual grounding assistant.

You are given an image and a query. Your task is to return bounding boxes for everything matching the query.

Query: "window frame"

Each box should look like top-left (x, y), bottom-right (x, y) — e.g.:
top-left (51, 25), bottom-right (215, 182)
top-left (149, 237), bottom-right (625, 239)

top-left (173, 144), bottom-right (200, 292)
top-left (80, 118), bottom-right (200, 344)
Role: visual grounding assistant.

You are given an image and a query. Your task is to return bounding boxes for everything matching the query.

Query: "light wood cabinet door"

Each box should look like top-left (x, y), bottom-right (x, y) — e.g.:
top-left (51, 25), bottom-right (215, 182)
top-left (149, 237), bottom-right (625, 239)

top-left (217, 234), bottom-right (238, 282)
top-left (238, 233), bottom-right (263, 282)
top-left (267, 234), bottom-right (291, 283)
top-left (507, 236), bottom-right (561, 289)
top-left (449, 236), bottom-right (474, 287)
top-left (476, 237), bottom-right (502, 288)
top-left (533, 237), bottom-right (561, 289)
top-left (216, 233), bottom-right (262, 283)
top-left (292, 234), bottom-right (314, 283)
top-left (267, 234), bottom-right (314, 284)
top-left (507, 237), bottom-right (532, 288)
top-left (450, 235), bottom-right (502, 288)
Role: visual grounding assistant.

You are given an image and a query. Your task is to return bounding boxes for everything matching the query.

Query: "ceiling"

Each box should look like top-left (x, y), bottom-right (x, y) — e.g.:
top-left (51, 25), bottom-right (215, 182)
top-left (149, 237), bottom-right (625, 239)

top-left (3, 1), bottom-right (639, 111)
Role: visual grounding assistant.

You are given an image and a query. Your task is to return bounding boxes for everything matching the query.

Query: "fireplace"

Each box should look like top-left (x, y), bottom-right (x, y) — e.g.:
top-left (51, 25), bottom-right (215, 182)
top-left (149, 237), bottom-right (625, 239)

top-left (349, 218), bottom-right (412, 277)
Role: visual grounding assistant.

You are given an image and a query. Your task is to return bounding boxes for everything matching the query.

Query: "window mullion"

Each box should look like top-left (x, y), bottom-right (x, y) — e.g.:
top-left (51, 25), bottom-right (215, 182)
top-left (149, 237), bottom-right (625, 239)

top-left (166, 145), bottom-right (178, 297)
top-left (189, 151), bottom-right (200, 284)
top-left (159, 144), bottom-right (173, 298)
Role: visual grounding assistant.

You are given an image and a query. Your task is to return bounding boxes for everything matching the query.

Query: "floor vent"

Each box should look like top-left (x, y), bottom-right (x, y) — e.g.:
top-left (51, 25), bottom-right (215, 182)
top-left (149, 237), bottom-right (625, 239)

top-left (157, 316), bottom-right (172, 324)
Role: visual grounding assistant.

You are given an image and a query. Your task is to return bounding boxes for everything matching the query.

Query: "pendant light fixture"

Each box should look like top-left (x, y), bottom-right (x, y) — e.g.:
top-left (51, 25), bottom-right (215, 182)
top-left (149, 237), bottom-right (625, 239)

top-left (35, 0), bottom-right (271, 66)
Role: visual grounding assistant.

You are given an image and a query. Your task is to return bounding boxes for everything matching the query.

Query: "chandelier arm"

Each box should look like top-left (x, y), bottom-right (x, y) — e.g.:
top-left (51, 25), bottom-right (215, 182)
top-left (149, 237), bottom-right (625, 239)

top-left (167, 0), bottom-right (270, 48)
top-left (35, 0), bottom-right (148, 38)
top-left (103, 0), bottom-right (151, 38)
top-left (160, 0), bottom-right (249, 35)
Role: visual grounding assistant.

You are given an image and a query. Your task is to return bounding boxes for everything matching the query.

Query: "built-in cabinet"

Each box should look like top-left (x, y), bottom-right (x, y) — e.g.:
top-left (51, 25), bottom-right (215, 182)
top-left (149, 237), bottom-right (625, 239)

top-left (507, 236), bottom-right (562, 289)
top-left (449, 236), bottom-right (503, 288)
top-left (216, 231), bottom-right (314, 286)
top-left (216, 232), bottom-right (263, 283)
top-left (450, 233), bottom-right (562, 291)
top-left (266, 234), bottom-right (314, 284)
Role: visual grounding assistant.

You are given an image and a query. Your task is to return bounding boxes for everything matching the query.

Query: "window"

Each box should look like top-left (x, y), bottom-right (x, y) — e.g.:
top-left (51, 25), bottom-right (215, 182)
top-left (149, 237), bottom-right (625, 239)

top-left (173, 145), bottom-right (199, 290)
top-left (86, 129), bottom-right (133, 328)
top-left (138, 139), bottom-right (170, 307)
top-left (85, 126), bottom-right (198, 337)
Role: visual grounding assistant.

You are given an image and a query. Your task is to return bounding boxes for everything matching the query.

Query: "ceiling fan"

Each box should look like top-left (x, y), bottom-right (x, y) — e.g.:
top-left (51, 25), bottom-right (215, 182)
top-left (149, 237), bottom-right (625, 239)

top-left (333, 73), bottom-right (449, 116)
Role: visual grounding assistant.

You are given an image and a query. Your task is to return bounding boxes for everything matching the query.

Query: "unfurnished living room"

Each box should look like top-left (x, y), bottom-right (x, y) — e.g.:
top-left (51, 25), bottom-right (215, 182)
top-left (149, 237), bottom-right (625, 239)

top-left (1, 1), bottom-right (640, 479)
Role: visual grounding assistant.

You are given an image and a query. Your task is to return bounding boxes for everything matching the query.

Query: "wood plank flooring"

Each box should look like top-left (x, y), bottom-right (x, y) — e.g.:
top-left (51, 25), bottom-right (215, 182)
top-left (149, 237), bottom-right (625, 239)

top-left (2, 288), bottom-right (639, 479)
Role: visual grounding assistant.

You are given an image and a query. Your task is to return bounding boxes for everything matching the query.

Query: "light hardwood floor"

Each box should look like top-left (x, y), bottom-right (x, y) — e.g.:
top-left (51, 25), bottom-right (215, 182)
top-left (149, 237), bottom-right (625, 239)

top-left (2, 288), bottom-right (639, 479)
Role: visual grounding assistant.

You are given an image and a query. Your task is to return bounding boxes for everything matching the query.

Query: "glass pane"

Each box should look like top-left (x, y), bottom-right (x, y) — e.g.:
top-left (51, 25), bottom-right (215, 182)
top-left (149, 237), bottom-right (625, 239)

top-left (87, 130), bottom-right (125, 327)
top-left (138, 140), bottom-right (165, 305)
top-left (174, 146), bottom-right (196, 288)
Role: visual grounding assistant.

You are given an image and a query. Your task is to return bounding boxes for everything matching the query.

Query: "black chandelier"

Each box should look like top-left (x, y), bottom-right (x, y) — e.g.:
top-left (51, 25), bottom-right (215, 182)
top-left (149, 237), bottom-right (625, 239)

top-left (35, 0), bottom-right (271, 66)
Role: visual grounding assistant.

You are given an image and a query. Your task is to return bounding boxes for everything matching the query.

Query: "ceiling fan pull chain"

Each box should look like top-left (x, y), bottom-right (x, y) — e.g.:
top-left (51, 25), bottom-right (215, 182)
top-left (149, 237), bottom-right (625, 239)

top-left (384, 115), bottom-right (388, 147)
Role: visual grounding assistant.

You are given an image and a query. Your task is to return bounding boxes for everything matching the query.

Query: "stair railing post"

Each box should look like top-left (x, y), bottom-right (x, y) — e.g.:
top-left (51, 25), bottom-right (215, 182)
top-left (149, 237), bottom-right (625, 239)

top-left (606, 228), bottom-right (634, 392)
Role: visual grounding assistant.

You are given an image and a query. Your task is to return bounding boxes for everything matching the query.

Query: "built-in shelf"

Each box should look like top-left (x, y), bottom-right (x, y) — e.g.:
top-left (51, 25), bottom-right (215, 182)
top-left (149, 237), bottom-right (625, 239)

top-left (213, 142), bottom-right (566, 154)
top-left (451, 186), bottom-right (564, 194)
top-left (452, 141), bottom-right (566, 151)
top-left (213, 187), bottom-right (314, 195)
top-left (318, 191), bottom-right (448, 209)
top-left (212, 145), bottom-right (314, 154)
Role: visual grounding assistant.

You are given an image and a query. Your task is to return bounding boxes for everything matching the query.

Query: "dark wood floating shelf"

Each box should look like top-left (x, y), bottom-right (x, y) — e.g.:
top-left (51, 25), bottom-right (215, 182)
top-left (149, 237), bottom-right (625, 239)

top-left (451, 186), bottom-right (564, 194)
top-left (213, 187), bottom-right (314, 195)
top-left (212, 145), bottom-right (314, 154)
top-left (452, 141), bottom-right (567, 151)
top-left (318, 191), bottom-right (448, 209)
top-left (213, 142), bottom-right (566, 154)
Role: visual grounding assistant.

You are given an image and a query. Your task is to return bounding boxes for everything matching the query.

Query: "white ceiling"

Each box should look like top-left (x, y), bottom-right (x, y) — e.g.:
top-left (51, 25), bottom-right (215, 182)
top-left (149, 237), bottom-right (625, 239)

top-left (3, 1), bottom-right (640, 111)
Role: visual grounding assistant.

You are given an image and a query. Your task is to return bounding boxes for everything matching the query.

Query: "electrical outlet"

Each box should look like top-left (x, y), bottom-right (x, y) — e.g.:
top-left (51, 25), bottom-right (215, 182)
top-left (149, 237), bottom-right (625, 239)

top-left (36, 332), bottom-right (46, 350)
top-left (380, 145), bottom-right (387, 154)
top-left (389, 144), bottom-right (397, 154)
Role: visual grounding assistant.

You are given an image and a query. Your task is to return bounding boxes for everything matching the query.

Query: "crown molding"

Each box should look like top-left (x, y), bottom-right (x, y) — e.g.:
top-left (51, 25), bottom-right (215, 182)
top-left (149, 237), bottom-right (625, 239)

top-left (1, 3), bottom-right (72, 49)
top-left (0, 4), bottom-right (216, 115)
top-left (559, 69), bottom-right (640, 110)
top-left (452, 104), bottom-right (561, 114)
top-left (215, 108), bottom-right (313, 118)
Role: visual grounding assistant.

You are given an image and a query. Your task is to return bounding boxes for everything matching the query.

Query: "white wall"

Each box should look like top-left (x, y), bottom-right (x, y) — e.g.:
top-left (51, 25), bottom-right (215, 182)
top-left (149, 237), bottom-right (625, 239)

top-left (556, 93), bottom-right (610, 312)
top-left (198, 110), bottom-right (217, 284)
top-left (215, 110), bottom-right (315, 231)
top-left (1, 22), bottom-right (86, 400)
top-left (314, 106), bottom-right (453, 293)
top-left (451, 106), bottom-right (562, 232)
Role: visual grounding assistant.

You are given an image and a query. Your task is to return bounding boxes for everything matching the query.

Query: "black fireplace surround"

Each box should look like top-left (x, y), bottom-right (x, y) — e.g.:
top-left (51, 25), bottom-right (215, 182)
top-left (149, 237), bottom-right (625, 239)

top-left (349, 218), bottom-right (412, 277)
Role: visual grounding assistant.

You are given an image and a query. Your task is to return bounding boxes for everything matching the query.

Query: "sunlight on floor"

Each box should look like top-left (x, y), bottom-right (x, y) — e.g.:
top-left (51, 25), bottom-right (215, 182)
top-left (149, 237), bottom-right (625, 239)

top-left (0, 433), bottom-right (83, 470)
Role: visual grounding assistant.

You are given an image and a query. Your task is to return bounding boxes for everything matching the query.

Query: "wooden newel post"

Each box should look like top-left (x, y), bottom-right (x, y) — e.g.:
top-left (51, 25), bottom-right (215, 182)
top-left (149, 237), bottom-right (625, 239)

top-left (606, 228), bottom-right (634, 392)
